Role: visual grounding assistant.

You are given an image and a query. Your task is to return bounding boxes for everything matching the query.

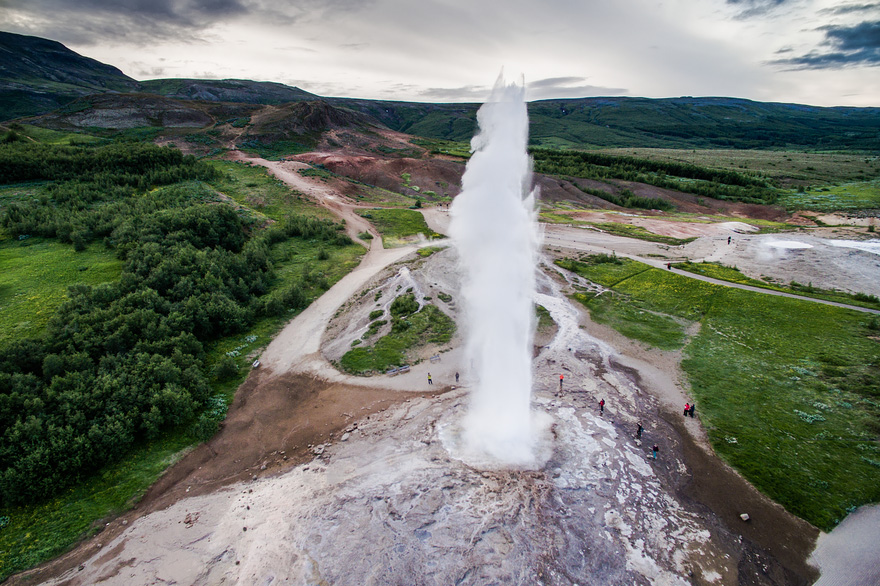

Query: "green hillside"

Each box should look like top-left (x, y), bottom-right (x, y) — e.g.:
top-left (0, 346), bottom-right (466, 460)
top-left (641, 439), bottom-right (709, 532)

top-left (332, 96), bottom-right (880, 152)
top-left (139, 78), bottom-right (318, 105)
top-left (0, 31), bottom-right (140, 120)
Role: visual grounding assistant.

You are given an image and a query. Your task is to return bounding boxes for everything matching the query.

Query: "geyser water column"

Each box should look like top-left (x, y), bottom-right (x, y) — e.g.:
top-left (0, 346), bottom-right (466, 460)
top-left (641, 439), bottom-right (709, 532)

top-left (448, 76), bottom-right (541, 466)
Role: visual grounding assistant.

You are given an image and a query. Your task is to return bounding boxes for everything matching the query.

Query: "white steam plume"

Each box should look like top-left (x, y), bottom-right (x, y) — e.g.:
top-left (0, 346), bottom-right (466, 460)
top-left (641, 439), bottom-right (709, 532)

top-left (449, 74), bottom-right (541, 465)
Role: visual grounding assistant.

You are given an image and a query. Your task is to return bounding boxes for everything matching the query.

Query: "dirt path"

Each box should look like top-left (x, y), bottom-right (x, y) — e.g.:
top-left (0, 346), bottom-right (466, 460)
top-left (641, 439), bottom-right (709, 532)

top-left (225, 151), bottom-right (378, 246)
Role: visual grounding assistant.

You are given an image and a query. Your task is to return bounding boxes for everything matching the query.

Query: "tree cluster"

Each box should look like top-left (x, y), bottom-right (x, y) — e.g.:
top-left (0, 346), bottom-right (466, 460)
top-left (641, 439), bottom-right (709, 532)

top-left (531, 148), bottom-right (778, 205)
top-left (0, 141), bottom-right (350, 505)
top-left (1, 142), bottom-right (220, 250)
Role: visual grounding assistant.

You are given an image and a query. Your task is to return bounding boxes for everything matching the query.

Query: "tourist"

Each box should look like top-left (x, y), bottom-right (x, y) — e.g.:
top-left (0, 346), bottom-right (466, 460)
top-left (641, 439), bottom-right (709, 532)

top-left (427, 373), bottom-right (432, 385)
top-left (652, 444), bottom-right (659, 459)
top-left (728, 236), bottom-right (732, 245)
top-left (559, 374), bottom-right (564, 391)
top-left (455, 372), bottom-right (459, 383)
top-left (599, 399), bottom-right (605, 413)
top-left (636, 423), bottom-right (643, 438)
top-left (684, 402), bottom-right (690, 416)
top-left (689, 403), bottom-right (695, 418)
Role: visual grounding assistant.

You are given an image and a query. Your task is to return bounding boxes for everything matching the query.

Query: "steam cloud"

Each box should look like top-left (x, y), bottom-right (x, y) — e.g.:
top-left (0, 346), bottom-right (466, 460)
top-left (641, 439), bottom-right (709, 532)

top-left (449, 74), bottom-right (541, 465)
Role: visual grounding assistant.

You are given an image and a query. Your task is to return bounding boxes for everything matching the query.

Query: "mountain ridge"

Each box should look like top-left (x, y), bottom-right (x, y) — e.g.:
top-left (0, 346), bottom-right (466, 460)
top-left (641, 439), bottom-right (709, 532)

top-left (1, 30), bottom-right (879, 151)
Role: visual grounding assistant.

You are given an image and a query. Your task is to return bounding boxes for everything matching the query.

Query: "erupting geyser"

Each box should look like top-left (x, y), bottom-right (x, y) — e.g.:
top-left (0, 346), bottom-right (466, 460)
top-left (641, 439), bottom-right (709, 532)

top-left (448, 75), bottom-right (542, 466)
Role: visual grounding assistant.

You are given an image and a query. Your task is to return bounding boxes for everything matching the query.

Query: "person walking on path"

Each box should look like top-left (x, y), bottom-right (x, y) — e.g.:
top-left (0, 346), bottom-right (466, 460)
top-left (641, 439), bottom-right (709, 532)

top-left (599, 399), bottom-right (605, 413)
top-left (728, 236), bottom-right (732, 245)
top-left (689, 403), bottom-right (695, 418)
top-left (684, 403), bottom-right (690, 416)
top-left (455, 372), bottom-right (459, 383)
top-left (427, 373), bottom-right (433, 385)
top-left (559, 374), bottom-right (564, 391)
top-left (636, 423), bottom-right (643, 438)
top-left (652, 444), bottom-right (659, 460)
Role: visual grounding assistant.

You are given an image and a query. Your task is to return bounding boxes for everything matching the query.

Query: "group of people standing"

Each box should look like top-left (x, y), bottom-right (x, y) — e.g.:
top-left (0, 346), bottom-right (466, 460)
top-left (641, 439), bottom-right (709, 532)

top-left (557, 374), bottom-right (700, 461)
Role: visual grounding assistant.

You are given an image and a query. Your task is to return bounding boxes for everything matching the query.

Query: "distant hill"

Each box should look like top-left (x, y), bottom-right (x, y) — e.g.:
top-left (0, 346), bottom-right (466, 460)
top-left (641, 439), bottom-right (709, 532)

top-left (0, 31), bottom-right (140, 120)
top-left (139, 78), bottom-right (318, 105)
top-left (331, 96), bottom-right (880, 151)
top-left (1, 30), bottom-right (879, 152)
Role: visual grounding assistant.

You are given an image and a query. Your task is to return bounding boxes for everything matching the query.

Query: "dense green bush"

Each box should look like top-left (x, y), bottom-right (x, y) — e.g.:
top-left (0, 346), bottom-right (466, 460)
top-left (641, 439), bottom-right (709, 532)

top-left (0, 141), bottom-right (350, 506)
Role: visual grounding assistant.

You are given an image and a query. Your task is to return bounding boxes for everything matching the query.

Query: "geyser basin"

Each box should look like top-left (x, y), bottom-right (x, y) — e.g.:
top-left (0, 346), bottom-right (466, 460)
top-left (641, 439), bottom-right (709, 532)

top-left (448, 76), bottom-right (542, 466)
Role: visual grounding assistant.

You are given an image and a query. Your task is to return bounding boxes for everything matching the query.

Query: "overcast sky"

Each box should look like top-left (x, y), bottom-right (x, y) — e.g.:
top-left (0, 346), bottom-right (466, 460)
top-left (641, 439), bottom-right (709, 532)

top-left (2, 0), bottom-right (878, 106)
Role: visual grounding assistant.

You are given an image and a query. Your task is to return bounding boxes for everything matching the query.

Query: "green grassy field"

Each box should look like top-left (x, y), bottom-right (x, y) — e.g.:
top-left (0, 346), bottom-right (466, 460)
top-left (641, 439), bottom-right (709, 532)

top-left (779, 179), bottom-right (880, 212)
top-left (208, 160), bottom-right (336, 221)
top-left (357, 208), bottom-right (443, 247)
top-left (602, 148), bottom-right (879, 187)
top-left (8, 124), bottom-right (104, 146)
top-left (575, 292), bottom-right (689, 350)
top-left (558, 256), bottom-right (880, 530)
top-left (674, 261), bottom-right (880, 310)
top-left (0, 238), bottom-right (122, 347)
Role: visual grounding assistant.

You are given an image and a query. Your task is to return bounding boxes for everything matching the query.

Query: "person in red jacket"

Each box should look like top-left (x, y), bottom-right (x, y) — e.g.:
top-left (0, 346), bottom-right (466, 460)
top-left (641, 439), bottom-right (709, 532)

top-left (684, 402), bottom-right (690, 416)
top-left (599, 399), bottom-right (605, 413)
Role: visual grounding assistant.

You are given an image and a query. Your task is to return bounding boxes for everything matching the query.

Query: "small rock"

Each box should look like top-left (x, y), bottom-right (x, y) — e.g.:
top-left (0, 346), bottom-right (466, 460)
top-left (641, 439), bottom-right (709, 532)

top-left (260, 464), bottom-right (267, 471)
top-left (341, 433), bottom-right (350, 441)
top-left (78, 565), bottom-right (85, 571)
top-left (96, 543), bottom-right (102, 548)
top-left (122, 520), bottom-right (128, 526)
top-left (740, 513), bottom-right (750, 522)
top-left (243, 526), bottom-right (247, 532)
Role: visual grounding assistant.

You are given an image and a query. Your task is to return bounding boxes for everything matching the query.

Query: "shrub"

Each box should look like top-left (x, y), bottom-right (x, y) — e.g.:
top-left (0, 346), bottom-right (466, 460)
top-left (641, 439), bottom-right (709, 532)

top-left (390, 293), bottom-right (419, 317)
top-left (213, 355), bottom-right (240, 381)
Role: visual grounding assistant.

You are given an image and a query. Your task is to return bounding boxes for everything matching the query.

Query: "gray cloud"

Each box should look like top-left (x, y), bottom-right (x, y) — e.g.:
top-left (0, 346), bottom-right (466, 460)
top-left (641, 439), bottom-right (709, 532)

top-left (0, 0), bottom-right (251, 45)
top-left (416, 78), bottom-right (628, 102)
top-left (726, 0), bottom-right (789, 18)
top-left (772, 20), bottom-right (880, 68)
top-left (818, 3), bottom-right (880, 16)
top-left (418, 85), bottom-right (491, 102)
top-left (527, 76), bottom-right (586, 90)
top-left (526, 77), bottom-right (627, 100)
